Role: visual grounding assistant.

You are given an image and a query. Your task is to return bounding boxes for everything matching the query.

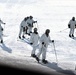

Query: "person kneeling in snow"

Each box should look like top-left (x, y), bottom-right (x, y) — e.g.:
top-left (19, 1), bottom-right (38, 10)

top-left (0, 19), bottom-right (6, 43)
top-left (29, 28), bottom-right (40, 58)
top-left (35, 29), bottom-right (54, 64)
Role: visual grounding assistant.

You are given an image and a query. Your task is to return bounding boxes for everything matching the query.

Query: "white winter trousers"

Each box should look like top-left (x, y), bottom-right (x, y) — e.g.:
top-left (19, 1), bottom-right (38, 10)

top-left (31, 46), bottom-right (37, 54)
top-left (37, 45), bottom-right (47, 60)
top-left (19, 27), bottom-right (26, 37)
top-left (69, 28), bottom-right (75, 35)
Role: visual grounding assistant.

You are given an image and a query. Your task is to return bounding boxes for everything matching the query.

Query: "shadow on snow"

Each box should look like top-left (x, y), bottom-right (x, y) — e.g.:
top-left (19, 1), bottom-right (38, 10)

top-left (0, 43), bottom-right (12, 53)
top-left (39, 62), bottom-right (75, 75)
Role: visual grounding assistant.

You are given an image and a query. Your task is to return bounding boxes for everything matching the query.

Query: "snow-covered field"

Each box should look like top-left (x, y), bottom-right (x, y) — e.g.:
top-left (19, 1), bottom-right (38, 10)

top-left (0, 0), bottom-right (76, 75)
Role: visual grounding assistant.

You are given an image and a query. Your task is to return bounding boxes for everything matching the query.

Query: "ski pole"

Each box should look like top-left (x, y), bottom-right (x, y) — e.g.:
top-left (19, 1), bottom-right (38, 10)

top-left (36, 22), bottom-right (39, 29)
top-left (52, 42), bottom-right (58, 64)
top-left (4, 24), bottom-right (5, 30)
top-left (59, 28), bottom-right (68, 32)
top-left (2, 23), bottom-right (6, 36)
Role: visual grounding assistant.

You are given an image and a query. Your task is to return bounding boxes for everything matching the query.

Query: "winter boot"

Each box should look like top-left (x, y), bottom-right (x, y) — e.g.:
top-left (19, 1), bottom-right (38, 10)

top-left (19, 36), bottom-right (21, 39)
top-left (72, 34), bottom-right (74, 37)
top-left (28, 33), bottom-right (30, 36)
top-left (1, 40), bottom-right (3, 43)
top-left (22, 35), bottom-right (25, 38)
top-left (42, 59), bottom-right (48, 64)
top-left (31, 54), bottom-right (36, 58)
top-left (30, 31), bottom-right (32, 33)
top-left (69, 34), bottom-right (71, 37)
top-left (36, 57), bottom-right (39, 63)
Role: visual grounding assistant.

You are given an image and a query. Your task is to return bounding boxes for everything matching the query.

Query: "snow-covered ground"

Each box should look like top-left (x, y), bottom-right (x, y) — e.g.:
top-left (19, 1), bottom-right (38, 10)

top-left (0, 0), bottom-right (76, 75)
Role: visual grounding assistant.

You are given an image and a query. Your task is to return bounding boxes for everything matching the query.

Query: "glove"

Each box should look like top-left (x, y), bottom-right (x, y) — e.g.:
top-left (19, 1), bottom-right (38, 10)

top-left (34, 21), bottom-right (37, 23)
top-left (68, 24), bottom-right (70, 28)
top-left (42, 42), bottom-right (44, 44)
top-left (52, 40), bottom-right (54, 42)
top-left (1, 28), bottom-right (3, 31)
top-left (35, 21), bottom-right (37, 23)
top-left (30, 43), bottom-right (33, 45)
top-left (4, 23), bottom-right (6, 24)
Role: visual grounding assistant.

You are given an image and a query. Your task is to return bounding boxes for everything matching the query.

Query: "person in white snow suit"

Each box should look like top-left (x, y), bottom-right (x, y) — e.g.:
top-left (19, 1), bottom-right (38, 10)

top-left (0, 19), bottom-right (6, 43)
top-left (35, 29), bottom-right (54, 64)
top-left (68, 17), bottom-right (76, 37)
top-left (26, 16), bottom-right (37, 36)
top-left (19, 17), bottom-right (29, 39)
top-left (29, 28), bottom-right (40, 58)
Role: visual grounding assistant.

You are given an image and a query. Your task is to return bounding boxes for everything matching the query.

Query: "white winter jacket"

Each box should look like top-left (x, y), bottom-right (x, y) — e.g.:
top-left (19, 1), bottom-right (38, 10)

top-left (30, 32), bottom-right (40, 46)
top-left (68, 20), bottom-right (76, 29)
top-left (20, 20), bottom-right (28, 28)
top-left (40, 34), bottom-right (51, 48)
top-left (26, 18), bottom-right (34, 26)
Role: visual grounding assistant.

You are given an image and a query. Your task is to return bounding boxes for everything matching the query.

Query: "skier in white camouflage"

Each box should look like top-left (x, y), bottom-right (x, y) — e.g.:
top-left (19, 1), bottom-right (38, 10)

top-left (18, 17), bottom-right (29, 39)
top-left (0, 19), bottom-right (6, 43)
top-left (29, 28), bottom-right (40, 58)
top-left (35, 29), bottom-right (54, 64)
top-left (26, 16), bottom-right (37, 36)
top-left (68, 17), bottom-right (76, 38)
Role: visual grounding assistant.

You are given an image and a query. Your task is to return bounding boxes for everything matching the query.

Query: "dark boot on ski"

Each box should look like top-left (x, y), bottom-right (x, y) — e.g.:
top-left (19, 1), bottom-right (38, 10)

top-left (28, 33), bottom-right (30, 36)
top-left (72, 34), bottom-right (74, 37)
top-left (31, 54), bottom-right (36, 58)
top-left (42, 59), bottom-right (48, 64)
top-left (36, 57), bottom-right (39, 63)
top-left (22, 35), bottom-right (25, 38)
top-left (19, 36), bottom-right (21, 39)
top-left (1, 40), bottom-right (3, 43)
top-left (69, 34), bottom-right (71, 37)
top-left (30, 31), bottom-right (32, 33)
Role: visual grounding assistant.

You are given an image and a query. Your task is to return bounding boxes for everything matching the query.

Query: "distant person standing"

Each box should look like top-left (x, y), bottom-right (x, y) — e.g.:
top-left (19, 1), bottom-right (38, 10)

top-left (29, 28), bottom-right (40, 58)
top-left (27, 16), bottom-right (37, 36)
top-left (19, 17), bottom-right (29, 39)
top-left (0, 19), bottom-right (6, 43)
top-left (68, 17), bottom-right (76, 38)
top-left (35, 29), bottom-right (54, 64)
